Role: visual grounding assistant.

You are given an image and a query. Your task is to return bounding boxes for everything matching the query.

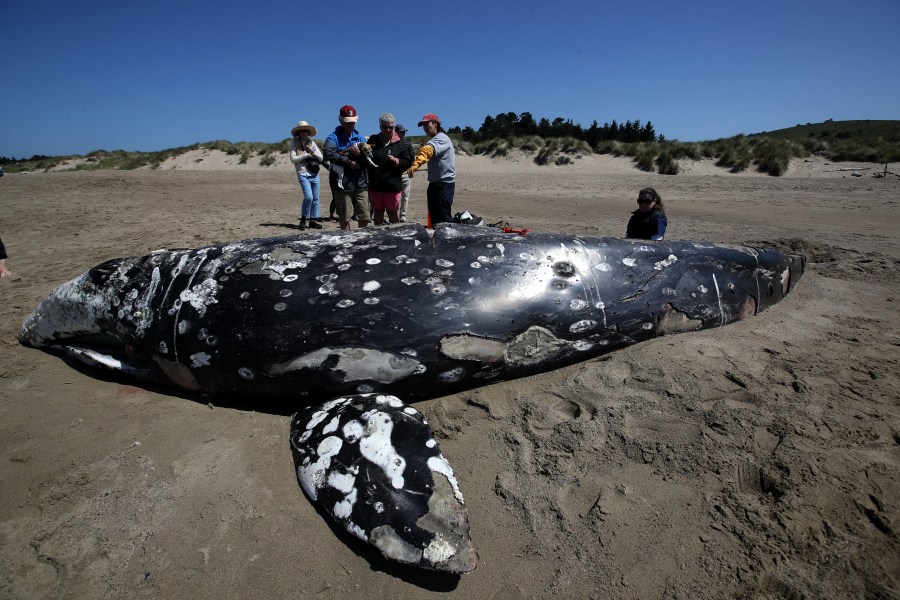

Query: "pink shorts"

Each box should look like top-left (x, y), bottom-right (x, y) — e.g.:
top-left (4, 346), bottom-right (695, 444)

top-left (369, 191), bottom-right (401, 212)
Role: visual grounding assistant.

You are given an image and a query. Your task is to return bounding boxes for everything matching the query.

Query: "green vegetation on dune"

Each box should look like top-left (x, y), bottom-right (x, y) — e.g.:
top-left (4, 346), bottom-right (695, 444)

top-left (0, 140), bottom-right (293, 174)
top-left (450, 114), bottom-right (899, 174)
top-left (750, 119), bottom-right (900, 165)
top-left (752, 119), bottom-right (900, 142)
top-left (2, 119), bottom-right (897, 176)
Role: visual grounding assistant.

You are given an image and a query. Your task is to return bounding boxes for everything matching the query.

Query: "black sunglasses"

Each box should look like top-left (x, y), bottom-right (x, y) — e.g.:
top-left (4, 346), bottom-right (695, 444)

top-left (381, 124), bottom-right (395, 130)
top-left (637, 198), bottom-right (654, 204)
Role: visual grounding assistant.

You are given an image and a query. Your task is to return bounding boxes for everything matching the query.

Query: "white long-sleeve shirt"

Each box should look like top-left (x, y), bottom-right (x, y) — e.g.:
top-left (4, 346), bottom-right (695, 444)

top-left (289, 137), bottom-right (324, 176)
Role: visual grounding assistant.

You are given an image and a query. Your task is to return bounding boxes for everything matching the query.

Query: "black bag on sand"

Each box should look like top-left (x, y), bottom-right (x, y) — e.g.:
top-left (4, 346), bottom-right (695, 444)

top-left (452, 211), bottom-right (484, 226)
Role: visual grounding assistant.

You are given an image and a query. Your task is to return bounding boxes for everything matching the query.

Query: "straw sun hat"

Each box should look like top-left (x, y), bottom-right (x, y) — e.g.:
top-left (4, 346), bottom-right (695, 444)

top-left (291, 121), bottom-right (317, 137)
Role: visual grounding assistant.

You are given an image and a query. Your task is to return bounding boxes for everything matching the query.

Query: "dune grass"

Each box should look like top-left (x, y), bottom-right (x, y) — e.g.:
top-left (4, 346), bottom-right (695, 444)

top-left (2, 140), bottom-right (292, 173)
top-left (460, 120), bottom-right (899, 175)
top-left (3, 120), bottom-right (897, 176)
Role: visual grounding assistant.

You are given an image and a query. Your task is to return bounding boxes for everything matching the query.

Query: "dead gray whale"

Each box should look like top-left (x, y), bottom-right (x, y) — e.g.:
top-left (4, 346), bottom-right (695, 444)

top-left (19, 223), bottom-right (805, 572)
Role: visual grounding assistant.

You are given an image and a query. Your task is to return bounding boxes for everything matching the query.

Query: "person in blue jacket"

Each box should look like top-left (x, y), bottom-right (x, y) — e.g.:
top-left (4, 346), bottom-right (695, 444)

top-left (323, 105), bottom-right (370, 230)
top-left (626, 187), bottom-right (667, 240)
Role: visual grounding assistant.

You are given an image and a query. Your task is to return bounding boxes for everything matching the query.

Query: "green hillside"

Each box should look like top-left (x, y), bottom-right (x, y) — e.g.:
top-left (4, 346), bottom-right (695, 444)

top-left (751, 119), bottom-right (900, 143)
top-left (746, 120), bottom-right (900, 164)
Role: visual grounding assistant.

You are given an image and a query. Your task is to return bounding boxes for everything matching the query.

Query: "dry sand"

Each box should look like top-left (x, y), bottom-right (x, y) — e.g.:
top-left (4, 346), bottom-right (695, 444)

top-left (1, 152), bottom-right (898, 599)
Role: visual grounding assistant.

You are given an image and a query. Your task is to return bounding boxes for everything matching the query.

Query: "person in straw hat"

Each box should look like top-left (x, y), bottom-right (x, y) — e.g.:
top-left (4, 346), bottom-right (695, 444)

top-left (289, 120), bottom-right (324, 230)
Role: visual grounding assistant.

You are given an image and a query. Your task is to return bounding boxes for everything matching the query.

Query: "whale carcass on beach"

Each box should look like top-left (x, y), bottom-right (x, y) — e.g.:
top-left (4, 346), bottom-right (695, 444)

top-left (19, 223), bottom-right (805, 573)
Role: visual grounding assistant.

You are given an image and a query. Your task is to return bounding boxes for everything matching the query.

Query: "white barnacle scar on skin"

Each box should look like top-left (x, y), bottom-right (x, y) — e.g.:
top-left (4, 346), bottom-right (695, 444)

top-left (342, 419), bottom-right (364, 443)
top-left (297, 435), bottom-right (344, 500)
top-left (359, 410), bottom-right (406, 490)
top-left (655, 255), bottom-right (678, 270)
top-left (328, 470), bottom-right (359, 519)
top-left (189, 352), bottom-right (211, 368)
top-left (427, 455), bottom-right (464, 504)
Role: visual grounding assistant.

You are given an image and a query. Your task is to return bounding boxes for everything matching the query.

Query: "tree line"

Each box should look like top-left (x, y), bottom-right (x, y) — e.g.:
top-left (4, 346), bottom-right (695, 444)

top-left (0, 155), bottom-right (53, 165)
top-left (448, 112), bottom-right (658, 146)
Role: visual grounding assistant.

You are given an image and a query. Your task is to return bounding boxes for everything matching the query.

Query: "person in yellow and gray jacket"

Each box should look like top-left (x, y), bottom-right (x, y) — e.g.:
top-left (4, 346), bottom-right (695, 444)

top-left (406, 113), bottom-right (455, 226)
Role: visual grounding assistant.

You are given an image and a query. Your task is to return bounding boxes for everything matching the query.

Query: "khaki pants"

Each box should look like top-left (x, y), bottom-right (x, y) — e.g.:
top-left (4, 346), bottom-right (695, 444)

top-left (336, 190), bottom-right (370, 223)
top-left (399, 174), bottom-right (411, 220)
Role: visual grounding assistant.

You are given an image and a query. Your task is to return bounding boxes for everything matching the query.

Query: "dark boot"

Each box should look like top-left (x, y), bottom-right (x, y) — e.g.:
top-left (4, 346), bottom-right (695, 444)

top-left (309, 220), bottom-right (322, 229)
top-left (299, 218), bottom-right (307, 230)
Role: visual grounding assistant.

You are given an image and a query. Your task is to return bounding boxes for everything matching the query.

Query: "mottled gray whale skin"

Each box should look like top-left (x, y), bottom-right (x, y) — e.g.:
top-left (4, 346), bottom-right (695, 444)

top-left (19, 223), bottom-right (805, 401)
top-left (290, 393), bottom-right (478, 573)
top-left (18, 223), bottom-right (805, 573)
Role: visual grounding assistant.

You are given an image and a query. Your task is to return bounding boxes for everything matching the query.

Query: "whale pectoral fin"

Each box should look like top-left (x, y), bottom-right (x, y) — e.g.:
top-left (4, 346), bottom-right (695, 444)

top-left (290, 394), bottom-right (478, 573)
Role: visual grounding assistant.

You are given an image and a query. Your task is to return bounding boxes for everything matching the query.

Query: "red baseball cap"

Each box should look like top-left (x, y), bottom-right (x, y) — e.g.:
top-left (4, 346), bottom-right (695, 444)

top-left (339, 105), bottom-right (358, 123)
top-left (417, 113), bottom-right (440, 126)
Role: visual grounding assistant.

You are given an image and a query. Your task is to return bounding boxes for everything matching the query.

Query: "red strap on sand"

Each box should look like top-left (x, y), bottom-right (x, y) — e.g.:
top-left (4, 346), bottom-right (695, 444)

top-left (501, 227), bottom-right (532, 235)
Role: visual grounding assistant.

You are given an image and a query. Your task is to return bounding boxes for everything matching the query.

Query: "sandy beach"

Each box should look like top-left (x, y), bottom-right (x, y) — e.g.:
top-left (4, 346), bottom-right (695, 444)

top-left (1, 152), bottom-right (898, 599)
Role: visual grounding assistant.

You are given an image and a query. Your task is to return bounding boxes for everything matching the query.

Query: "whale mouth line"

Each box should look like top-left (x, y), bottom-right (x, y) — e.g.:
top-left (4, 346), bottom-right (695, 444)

top-left (55, 332), bottom-right (124, 348)
top-left (48, 338), bottom-right (154, 379)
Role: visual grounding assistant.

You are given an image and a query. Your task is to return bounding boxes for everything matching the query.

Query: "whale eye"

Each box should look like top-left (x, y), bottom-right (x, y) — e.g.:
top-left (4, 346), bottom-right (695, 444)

top-left (553, 261), bottom-right (575, 277)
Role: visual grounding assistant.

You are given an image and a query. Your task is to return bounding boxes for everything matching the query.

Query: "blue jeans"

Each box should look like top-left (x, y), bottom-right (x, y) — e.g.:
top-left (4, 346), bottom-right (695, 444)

top-left (426, 181), bottom-right (455, 224)
top-left (297, 173), bottom-right (320, 218)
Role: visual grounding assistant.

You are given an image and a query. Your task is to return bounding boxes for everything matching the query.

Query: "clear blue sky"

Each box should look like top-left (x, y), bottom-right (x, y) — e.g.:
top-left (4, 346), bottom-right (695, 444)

top-left (2, 0), bottom-right (897, 158)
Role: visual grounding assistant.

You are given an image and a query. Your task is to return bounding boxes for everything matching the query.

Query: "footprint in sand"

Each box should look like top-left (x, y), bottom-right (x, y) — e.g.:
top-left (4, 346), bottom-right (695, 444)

top-left (735, 462), bottom-right (786, 500)
top-left (11, 378), bottom-right (32, 392)
top-left (526, 395), bottom-right (596, 434)
top-left (571, 359), bottom-right (633, 392)
top-left (624, 412), bottom-right (702, 447)
top-left (556, 477), bottom-right (605, 522)
top-left (757, 573), bottom-right (803, 599)
top-left (422, 397), bottom-right (470, 439)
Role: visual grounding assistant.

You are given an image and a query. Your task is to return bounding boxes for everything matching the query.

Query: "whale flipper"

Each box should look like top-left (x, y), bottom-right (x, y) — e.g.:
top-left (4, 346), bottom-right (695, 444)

top-left (290, 394), bottom-right (478, 573)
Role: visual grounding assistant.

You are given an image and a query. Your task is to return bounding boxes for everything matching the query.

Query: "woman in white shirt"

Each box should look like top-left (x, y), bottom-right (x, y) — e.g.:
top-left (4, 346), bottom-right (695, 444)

top-left (289, 121), bottom-right (324, 230)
